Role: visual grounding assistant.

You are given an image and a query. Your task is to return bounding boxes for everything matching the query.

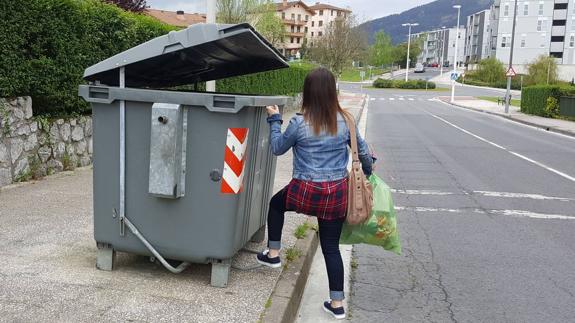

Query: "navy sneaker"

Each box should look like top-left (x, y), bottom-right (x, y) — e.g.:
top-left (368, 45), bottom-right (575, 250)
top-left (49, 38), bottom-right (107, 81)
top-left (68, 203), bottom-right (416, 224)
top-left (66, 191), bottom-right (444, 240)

top-left (323, 301), bottom-right (345, 320)
top-left (256, 249), bottom-right (282, 269)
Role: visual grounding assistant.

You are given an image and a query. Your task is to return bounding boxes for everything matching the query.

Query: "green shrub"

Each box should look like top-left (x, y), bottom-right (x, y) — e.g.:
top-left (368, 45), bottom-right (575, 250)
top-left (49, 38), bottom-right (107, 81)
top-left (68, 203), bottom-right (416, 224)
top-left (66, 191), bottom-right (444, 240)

top-left (526, 55), bottom-right (558, 85)
top-left (217, 64), bottom-right (313, 95)
top-left (372, 78), bottom-right (435, 89)
top-left (545, 97), bottom-right (560, 117)
top-left (521, 85), bottom-right (575, 116)
top-left (458, 75), bottom-right (522, 90)
top-left (0, 0), bottom-right (176, 117)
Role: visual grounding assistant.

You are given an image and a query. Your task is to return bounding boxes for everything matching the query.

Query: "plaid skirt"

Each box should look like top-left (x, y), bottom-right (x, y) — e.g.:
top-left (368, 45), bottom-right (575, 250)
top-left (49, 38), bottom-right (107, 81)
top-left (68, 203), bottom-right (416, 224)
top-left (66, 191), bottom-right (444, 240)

top-left (285, 177), bottom-right (348, 221)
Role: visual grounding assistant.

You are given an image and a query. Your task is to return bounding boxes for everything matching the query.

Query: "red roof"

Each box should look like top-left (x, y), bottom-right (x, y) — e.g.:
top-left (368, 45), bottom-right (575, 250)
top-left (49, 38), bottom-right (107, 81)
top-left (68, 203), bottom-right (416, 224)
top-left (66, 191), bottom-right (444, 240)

top-left (308, 2), bottom-right (351, 13)
top-left (275, 1), bottom-right (316, 15)
top-left (145, 9), bottom-right (206, 27)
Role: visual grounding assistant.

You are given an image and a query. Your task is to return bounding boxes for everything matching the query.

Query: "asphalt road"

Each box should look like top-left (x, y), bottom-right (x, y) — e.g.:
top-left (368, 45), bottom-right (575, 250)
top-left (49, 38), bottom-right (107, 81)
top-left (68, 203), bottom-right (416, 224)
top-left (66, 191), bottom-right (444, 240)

top-left (345, 85), bottom-right (575, 322)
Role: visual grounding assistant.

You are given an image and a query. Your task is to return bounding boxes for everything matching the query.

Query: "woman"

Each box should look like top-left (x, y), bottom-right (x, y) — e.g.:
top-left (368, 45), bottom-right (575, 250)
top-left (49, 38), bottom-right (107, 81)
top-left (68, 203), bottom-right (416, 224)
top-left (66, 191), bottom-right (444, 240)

top-left (256, 67), bottom-right (373, 320)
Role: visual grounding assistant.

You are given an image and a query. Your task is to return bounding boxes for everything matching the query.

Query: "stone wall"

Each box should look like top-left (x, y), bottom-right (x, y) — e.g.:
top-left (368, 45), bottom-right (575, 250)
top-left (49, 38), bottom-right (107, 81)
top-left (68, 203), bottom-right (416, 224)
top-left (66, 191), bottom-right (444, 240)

top-left (0, 97), bottom-right (92, 188)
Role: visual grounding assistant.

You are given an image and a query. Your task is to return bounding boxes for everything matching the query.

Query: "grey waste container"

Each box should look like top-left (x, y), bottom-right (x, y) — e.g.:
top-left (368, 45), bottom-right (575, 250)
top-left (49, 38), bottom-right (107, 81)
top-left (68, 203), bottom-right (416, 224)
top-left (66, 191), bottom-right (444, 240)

top-left (79, 23), bottom-right (289, 287)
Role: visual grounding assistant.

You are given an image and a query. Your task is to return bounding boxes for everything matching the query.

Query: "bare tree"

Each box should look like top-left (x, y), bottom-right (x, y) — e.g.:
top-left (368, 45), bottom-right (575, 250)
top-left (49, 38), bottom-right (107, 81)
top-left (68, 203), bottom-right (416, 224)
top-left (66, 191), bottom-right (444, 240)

top-left (104, 0), bottom-right (147, 13)
top-left (216, 0), bottom-right (259, 24)
top-left (309, 16), bottom-right (367, 77)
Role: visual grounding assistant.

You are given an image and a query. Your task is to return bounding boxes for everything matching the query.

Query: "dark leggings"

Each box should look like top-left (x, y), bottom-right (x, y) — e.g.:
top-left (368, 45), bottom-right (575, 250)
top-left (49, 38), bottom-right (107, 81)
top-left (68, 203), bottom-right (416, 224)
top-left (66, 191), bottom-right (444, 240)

top-left (267, 189), bottom-right (345, 301)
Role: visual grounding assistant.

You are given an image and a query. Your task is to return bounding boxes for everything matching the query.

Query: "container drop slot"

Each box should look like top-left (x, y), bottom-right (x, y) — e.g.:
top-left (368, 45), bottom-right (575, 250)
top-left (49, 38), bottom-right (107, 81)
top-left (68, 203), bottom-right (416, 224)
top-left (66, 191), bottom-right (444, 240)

top-left (213, 96), bottom-right (235, 109)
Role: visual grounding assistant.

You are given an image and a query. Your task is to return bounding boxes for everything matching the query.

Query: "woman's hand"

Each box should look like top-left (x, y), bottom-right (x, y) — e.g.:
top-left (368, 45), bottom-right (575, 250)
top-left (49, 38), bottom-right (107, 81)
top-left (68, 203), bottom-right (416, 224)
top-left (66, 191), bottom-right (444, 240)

top-left (266, 105), bottom-right (280, 116)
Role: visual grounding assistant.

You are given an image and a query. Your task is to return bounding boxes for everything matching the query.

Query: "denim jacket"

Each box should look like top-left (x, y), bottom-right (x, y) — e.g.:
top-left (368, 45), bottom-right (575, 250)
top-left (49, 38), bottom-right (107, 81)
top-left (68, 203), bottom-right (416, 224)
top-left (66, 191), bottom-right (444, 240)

top-left (267, 112), bottom-right (373, 182)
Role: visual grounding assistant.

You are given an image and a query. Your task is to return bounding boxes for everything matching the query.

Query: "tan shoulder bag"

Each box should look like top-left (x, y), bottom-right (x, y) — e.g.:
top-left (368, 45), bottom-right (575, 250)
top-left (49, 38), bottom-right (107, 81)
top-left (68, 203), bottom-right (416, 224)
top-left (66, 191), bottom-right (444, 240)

top-left (342, 111), bottom-right (373, 225)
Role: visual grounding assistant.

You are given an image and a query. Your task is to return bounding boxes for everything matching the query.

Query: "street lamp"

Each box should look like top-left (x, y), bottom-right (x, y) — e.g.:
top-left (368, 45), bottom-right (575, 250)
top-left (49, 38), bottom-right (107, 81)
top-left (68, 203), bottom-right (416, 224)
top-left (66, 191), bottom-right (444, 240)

top-left (505, 0), bottom-right (519, 114)
top-left (402, 23), bottom-right (419, 82)
top-left (440, 26), bottom-right (446, 76)
top-left (451, 5), bottom-right (461, 103)
top-left (206, 0), bottom-right (216, 92)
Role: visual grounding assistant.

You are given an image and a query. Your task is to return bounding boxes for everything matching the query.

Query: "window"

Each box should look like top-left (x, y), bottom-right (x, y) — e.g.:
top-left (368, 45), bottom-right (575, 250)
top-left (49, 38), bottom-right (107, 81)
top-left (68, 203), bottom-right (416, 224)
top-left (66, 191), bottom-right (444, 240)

top-left (538, 3), bottom-right (544, 15)
top-left (311, 31), bottom-right (314, 37)
top-left (291, 13), bottom-right (295, 19)
top-left (319, 10), bottom-right (323, 16)
top-left (504, 4), bottom-right (509, 16)
top-left (318, 31), bottom-right (323, 36)
top-left (331, 10), bottom-right (334, 16)
top-left (305, 15), bottom-right (309, 21)
top-left (311, 21), bottom-right (315, 27)
top-left (319, 20), bottom-right (323, 27)
top-left (297, 14), bottom-right (301, 21)
top-left (297, 38), bottom-right (300, 44)
top-left (290, 37), bottom-right (294, 43)
top-left (550, 52), bottom-right (563, 58)
top-left (501, 36), bottom-right (507, 47)
top-left (291, 26), bottom-right (295, 32)
top-left (521, 38), bottom-right (526, 47)
top-left (570, 35), bottom-right (575, 47)
top-left (297, 26), bottom-right (301, 32)
top-left (282, 12), bottom-right (285, 19)
top-left (524, 3), bottom-right (529, 15)
top-left (554, 3), bottom-right (568, 9)
top-left (304, 27), bottom-right (308, 33)
top-left (551, 36), bottom-right (564, 42)
top-left (537, 19), bottom-right (545, 31)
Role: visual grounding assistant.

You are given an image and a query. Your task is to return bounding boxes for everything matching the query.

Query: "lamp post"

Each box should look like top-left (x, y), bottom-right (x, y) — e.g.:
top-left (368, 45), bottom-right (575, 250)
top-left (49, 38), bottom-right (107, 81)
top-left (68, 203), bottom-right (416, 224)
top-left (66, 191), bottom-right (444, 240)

top-left (440, 26), bottom-right (446, 76)
top-left (206, 0), bottom-right (216, 92)
top-left (402, 23), bottom-right (419, 82)
top-left (451, 5), bottom-right (461, 103)
top-left (505, 0), bottom-right (519, 113)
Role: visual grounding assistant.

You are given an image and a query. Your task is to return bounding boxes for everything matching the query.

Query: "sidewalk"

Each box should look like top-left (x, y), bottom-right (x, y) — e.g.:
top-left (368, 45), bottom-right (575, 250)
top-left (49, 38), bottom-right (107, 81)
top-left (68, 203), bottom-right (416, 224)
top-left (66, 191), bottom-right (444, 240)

top-left (438, 97), bottom-right (575, 137)
top-left (0, 92), bottom-right (367, 322)
top-left (339, 69), bottom-right (410, 84)
top-left (430, 72), bottom-right (522, 97)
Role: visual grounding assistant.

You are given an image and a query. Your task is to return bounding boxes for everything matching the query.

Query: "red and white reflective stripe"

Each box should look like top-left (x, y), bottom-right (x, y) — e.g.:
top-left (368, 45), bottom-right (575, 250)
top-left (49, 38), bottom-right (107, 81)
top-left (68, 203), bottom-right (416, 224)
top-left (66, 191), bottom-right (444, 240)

top-left (221, 128), bottom-right (249, 194)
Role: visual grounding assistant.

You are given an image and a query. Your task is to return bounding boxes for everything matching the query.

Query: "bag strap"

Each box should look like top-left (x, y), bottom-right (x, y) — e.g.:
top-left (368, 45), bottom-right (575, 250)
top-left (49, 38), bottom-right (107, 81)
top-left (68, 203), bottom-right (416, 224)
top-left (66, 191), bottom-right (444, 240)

top-left (342, 111), bottom-right (360, 163)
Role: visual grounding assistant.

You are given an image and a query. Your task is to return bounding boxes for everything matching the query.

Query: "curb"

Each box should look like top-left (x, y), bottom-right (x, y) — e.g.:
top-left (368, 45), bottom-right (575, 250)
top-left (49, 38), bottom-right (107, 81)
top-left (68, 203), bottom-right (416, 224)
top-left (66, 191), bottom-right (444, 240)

top-left (445, 100), bottom-right (575, 138)
top-left (260, 229), bottom-right (319, 323)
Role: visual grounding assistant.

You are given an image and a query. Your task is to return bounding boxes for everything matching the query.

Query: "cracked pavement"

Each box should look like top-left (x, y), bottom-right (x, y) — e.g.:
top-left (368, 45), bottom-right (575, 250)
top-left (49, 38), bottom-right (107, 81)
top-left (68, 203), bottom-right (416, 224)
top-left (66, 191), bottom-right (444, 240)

top-left (344, 84), bottom-right (575, 323)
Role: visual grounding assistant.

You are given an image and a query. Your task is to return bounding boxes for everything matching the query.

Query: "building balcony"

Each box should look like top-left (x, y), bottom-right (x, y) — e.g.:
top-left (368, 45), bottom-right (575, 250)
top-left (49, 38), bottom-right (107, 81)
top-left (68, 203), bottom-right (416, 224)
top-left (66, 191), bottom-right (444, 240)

top-left (550, 41), bottom-right (564, 52)
top-left (552, 25), bottom-right (566, 36)
top-left (553, 9), bottom-right (567, 20)
top-left (286, 32), bottom-right (305, 37)
top-left (283, 19), bottom-right (307, 26)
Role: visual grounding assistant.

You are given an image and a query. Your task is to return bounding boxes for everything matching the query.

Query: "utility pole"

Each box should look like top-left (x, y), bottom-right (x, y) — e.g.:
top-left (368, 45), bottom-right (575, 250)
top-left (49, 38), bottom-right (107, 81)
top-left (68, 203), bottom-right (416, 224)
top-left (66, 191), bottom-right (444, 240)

top-left (505, 0), bottom-right (518, 113)
top-left (206, 0), bottom-right (216, 92)
top-left (451, 5), bottom-right (461, 103)
top-left (402, 23), bottom-right (419, 82)
top-left (440, 26), bottom-right (446, 76)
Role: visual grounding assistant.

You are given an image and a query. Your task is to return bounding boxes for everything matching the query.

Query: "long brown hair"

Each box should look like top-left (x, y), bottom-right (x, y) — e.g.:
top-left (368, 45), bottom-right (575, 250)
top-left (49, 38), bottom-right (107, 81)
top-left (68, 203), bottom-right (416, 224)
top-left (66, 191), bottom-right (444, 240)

top-left (301, 67), bottom-right (345, 136)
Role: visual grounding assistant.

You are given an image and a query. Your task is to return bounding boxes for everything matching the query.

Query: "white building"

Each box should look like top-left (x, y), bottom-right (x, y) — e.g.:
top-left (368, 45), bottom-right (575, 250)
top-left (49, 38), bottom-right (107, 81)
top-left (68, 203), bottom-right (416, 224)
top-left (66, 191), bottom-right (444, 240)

top-left (464, 9), bottom-right (492, 63)
top-left (412, 26), bottom-right (466, 67)
top-left (491, 0), bottom-right (575, 69)
top-left (307, 2), bottom-right (351, 46)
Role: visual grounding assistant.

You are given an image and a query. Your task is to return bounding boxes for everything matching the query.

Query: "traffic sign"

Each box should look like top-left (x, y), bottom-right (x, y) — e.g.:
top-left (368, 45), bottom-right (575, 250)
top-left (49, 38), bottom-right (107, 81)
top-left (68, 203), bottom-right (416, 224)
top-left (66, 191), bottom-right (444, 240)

top-left (360, 71), bottom-right (366, 79)
top-left (506, 67), bottom-right (517, 77)
top-left (450, 72), bottom-right (459, 81)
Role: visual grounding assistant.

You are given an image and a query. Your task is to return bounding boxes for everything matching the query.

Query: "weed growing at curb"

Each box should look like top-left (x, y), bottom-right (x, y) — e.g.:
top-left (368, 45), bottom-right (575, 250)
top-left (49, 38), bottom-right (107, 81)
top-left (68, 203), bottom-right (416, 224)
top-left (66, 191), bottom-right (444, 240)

top-left (285, 247), bottom-right (302, 262)
top-left (264, 297), bottom-right (272, 309)
top-left (62, 152), bottom-right (75, 171)
top-left (294, 221), bottom-right (310, 239)
top-left (351, 258), bottom-right (359, 269)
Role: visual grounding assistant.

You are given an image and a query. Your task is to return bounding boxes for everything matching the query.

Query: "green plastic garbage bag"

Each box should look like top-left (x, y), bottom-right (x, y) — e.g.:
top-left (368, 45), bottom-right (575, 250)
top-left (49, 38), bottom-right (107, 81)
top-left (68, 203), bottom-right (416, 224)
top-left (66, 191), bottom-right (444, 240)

top-left (340, 174), bottom-right (401, 255)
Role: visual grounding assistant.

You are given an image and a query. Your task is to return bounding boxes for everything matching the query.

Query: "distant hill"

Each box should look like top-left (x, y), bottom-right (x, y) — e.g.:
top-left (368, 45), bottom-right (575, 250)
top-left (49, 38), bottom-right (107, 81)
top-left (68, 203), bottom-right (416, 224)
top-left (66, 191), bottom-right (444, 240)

top-left (360, 0), bottom-right (493, 44)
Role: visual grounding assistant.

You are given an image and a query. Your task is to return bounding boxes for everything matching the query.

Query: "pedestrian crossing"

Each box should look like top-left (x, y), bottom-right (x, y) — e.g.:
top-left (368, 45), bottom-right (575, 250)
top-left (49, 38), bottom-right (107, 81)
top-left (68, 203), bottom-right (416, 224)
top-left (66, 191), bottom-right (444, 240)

top-left (369, 97), bottom-right (434, 102)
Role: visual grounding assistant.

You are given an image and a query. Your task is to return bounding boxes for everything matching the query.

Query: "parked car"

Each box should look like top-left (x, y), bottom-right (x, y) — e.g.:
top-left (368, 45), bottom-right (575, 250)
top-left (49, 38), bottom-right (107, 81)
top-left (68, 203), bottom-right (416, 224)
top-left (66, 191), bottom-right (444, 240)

top-left (414, 63), bottom-right (426, 73)
top-left (430, 62), bottom-right (439, 68)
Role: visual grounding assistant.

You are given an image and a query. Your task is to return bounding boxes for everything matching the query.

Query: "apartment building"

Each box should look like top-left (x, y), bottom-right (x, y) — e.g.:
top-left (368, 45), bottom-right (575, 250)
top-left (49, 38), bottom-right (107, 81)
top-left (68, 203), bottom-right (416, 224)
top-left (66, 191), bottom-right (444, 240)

top-left (307, 2), bottom-right (351, 44)
top-left (464, 9), bottom-right (492, 63)
top-left (491, 0), bottom-right (575, 69)
top-left (275, 1), bottom-right (315, 57)
top-left (413, 27), bottom-right (466, 67)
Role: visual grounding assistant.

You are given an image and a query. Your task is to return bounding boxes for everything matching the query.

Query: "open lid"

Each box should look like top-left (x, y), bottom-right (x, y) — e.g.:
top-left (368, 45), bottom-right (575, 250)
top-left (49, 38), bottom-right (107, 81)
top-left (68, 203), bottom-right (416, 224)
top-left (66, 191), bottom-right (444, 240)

top-left (83, 23), bottom-right (288, 88)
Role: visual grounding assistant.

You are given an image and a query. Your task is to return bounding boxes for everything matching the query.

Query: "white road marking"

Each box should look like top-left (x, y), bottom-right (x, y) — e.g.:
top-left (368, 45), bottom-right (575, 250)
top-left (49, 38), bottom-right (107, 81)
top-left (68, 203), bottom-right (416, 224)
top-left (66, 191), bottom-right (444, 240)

top-left (395, 206), bottom-right (574, 220)
top-left (392, 189), bottom-right (573, 202)
top-left (389, 98), bottom-right (395, 101)
top-left (408, 98), bottom-right (415, 101)
top-left (427, 112), bottom-right (575, 183)
top-left (398, 97), bottom-right (405, 101)
top-left (370, 98), bottom-right (376, 101)
top-left (379, 98), bottom-right (385, 101)
top-left (473, 191), bottom-right (574, 202)
top-left (392, 189), bottom-right (456, 196)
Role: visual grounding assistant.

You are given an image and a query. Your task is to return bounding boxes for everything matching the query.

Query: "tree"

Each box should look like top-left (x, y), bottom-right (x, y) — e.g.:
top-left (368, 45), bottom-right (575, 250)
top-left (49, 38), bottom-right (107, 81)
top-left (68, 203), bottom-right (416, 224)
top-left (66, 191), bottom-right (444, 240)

top-left (476, 58), bottom-right (505, 84)
top-left (527, 55), bottom-right (558, 85)
top-left (104, 0), bottom-right (147, 13)
top-left (250, 1), bottom-right (285, 47)
top-left (391, 38), bottom-right (422, 68)
top-left (368, 30), bottom-right (394, 67)
top-left (217, 0), bottom-right (259, 24)
top-left (308, 16), bottom-right (367, 77)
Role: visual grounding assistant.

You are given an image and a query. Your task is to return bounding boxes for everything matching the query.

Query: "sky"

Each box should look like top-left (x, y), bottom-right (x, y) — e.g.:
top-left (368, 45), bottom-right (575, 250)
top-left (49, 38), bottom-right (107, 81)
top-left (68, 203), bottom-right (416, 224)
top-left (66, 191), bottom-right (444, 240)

top-left (145, 0), bottom-right (435, 21)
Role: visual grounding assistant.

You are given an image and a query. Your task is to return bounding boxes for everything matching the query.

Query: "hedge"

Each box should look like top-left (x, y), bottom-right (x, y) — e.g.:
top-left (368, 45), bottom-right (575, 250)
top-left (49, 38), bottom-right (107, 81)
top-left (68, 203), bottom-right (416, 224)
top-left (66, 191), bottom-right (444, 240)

top-left (0, 0), bottom-right (176, 117)
top-left (457, 75), bottom-right (522, 90)
top-left (373, 78), bottom-right (436, 90)
top-left (521, 85), bottom-right (575, 117)
top-left (217, 64), bottom-right (314, 95)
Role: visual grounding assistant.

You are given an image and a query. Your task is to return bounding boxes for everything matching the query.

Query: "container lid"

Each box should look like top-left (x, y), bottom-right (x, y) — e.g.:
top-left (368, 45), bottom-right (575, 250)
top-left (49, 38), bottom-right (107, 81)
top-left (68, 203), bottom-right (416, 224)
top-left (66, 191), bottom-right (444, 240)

top-left (83, 23), bottom-right (288, 88)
